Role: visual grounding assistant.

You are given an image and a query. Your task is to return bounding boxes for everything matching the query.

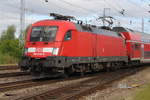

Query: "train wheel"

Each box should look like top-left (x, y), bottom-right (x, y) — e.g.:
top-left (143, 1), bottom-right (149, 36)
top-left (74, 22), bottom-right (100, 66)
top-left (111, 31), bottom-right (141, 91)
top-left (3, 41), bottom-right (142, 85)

top-left (80, 65), bottom-right (86, 76)
top-left (64, 67), bottom-right (74, 76)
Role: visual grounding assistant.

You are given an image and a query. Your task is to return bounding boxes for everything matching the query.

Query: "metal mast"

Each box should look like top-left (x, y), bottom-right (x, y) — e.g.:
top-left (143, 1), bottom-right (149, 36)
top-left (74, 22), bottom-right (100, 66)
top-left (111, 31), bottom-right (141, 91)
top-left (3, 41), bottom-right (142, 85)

top-left (102, 8), bottom-right (110, 26)
top-left (142, 17), bottom-right (144, 33)
top-left (20, 0), bottom-right (25, 43)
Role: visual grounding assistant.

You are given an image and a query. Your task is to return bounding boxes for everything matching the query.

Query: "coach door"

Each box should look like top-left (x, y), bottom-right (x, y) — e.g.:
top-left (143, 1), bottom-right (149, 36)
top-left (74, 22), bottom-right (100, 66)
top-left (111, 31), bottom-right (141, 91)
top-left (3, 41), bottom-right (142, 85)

top-left (141, 43), bottom-right (144, 60)
top-left (131, 43), bottom-right (141, 60)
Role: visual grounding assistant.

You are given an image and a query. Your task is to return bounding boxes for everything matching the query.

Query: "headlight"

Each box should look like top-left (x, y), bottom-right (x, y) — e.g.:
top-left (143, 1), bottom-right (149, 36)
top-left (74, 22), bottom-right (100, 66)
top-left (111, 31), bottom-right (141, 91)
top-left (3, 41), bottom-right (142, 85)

top-left (52, 48), bottom-right (59, 55)
top-left (28, 48), bottom-right (36, 52)
top-left (43, 48), bottom-right (53, 52)
top-left (25, 47), bottom-right (36, 53)
top-left (43, 48), bottom-right (59, 55)
top-left (24, 48), bottom-right (28, 54)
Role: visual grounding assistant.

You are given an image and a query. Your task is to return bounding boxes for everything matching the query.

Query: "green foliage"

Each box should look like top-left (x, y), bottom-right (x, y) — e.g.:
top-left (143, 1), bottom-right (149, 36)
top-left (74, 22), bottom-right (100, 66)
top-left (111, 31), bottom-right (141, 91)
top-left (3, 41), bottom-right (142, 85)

top-left (0, 24), bottom-right (31, 64)
top-left (0, 39), bottom-right (23, 58)
top-left (133, 83), bottom-right (150, 100)
top-left (0, 25), bottom-right (16, 41)
top-left (0, 25), bottom-right (23, 64)
top-left (0, 52), bottom-right (18, 64)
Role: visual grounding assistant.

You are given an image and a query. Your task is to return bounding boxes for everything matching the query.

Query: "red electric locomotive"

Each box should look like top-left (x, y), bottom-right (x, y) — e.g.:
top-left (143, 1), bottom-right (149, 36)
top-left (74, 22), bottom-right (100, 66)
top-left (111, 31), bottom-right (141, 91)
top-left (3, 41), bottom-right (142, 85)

top-left (19, 14), bottom-right (150, 78)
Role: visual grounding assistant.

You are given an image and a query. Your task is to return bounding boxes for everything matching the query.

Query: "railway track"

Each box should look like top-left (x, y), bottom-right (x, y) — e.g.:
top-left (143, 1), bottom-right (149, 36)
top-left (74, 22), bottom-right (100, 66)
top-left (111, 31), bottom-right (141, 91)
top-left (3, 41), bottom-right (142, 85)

top-left (0, 80), bottom-right (33, 93)
top-left (0, 73), bottom-right (97, 93)
top-left (0, 79), bottom-right (65, 93)
top-left (0, 65), bottom-right (18, 70)
top-left (15, 67), bottom-right (144, 100)
top-left (0, 72), bottom-right (30, 78)
top-left (0, 65), bottom-right (29, 78)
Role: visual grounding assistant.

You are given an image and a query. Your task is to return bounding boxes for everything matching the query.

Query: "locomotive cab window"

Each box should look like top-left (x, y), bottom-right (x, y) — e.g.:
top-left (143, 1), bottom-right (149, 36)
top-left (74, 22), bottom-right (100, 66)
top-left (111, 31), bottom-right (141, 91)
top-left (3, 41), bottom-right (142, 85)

top-left (132, 43), bottom-right (140, 50)
top-left (64, 30), bottom-right (72, 41)
top-left (134, 43), bottom-right (140, 49)
top-left (117, 32), bottom-right (122, 37)
top-left (30, 26), bottom-right (58, 42)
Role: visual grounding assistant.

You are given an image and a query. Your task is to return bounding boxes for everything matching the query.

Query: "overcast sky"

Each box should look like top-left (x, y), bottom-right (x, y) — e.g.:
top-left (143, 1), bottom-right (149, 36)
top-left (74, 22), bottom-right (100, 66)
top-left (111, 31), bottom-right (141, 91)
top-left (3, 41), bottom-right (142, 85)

top-left (0, 0), bottom-right (150, 37)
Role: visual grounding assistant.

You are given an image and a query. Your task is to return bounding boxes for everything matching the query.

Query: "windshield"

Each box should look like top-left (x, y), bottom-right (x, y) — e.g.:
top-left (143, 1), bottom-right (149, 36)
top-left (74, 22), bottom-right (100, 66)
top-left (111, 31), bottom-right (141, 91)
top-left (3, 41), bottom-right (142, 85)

top-left (30, 26), bottom-right (58, 42)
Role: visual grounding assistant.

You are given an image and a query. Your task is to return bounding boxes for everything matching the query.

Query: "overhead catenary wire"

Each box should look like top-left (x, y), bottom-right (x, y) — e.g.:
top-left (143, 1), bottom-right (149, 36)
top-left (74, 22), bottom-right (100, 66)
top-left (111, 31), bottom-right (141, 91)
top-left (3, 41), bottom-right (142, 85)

top-left (1, 0), bottom-right (149, 18)
top-left (0, 0), bottom-right (93, 17)
top-left (44, 0), bottom-right (91, 15)
top-left (1, 0), bottom-right (150, 34)
top-left (0, 3), bottom-right (48, 15)
top-left (57, 0), bottom-right (98, 13)
top-left (126, 0), bottom-right (149, 10)
top-left (89, 0), bottom-right (124, 26)
top-left (103, 0), bottom-right (126, 16)
top-left (0, 0), bottom-right (90, 27)
top-left (125, 0), bottom-right (149, 16)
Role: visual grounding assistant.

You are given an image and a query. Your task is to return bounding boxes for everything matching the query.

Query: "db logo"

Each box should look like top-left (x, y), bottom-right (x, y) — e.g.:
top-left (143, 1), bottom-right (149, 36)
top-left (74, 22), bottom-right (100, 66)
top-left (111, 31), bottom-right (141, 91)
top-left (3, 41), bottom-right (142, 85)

top-left (36, 48), bottom-right (43, 52)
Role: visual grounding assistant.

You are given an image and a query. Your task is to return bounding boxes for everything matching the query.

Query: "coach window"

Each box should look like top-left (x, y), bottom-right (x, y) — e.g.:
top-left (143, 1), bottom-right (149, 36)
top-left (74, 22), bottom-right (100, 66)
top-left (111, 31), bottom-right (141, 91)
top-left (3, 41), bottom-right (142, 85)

top-left (64, 30), bottom-right (72, 41)
top-left (134, 43), bottom-right (140, 50)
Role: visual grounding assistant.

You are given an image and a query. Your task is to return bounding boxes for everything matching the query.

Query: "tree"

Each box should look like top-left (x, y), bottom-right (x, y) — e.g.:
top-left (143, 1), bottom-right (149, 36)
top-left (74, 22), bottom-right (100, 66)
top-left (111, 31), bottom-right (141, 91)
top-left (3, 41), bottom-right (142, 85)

top-left (0, 39), bottom-right (22, 58)
top-left (0, 31), bottom-right (7, 41)
top-left (0, 25), bottom-right (16, 41)
top-left (0, 25), bottom-right (25, 64)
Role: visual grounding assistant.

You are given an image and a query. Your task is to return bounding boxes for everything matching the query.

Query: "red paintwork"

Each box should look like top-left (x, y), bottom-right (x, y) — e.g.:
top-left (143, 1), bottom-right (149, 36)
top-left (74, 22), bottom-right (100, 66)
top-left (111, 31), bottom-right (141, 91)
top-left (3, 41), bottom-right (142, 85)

top-left (25, 20), bottom-right (127, 59)
top-left (25, 19), bottom-right (150, 63)
top-left (61, 31), bottom-right (126, 57)
top-left (25, 20), bottom-right (76, 58)
top-left (120, 31), bottom-right (141, 59)
top-left (120, 30), bottom-right (150, 61)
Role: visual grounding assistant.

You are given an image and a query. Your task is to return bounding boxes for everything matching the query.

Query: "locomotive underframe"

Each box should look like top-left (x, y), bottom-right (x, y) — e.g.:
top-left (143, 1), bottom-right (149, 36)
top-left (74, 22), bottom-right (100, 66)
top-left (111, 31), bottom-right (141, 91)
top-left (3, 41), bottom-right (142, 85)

top-left (20, 56), bottom-right (129, 77)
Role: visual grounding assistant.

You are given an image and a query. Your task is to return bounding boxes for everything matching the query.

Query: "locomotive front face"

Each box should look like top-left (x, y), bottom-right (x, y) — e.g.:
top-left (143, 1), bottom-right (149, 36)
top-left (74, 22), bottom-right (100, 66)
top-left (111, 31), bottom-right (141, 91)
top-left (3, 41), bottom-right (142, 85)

top-left (19, 20), bottom-right (77, 78)
top-left (20, 25), bottom-right (63, 76)
top-left (25, 26), bottom-right (59, 58)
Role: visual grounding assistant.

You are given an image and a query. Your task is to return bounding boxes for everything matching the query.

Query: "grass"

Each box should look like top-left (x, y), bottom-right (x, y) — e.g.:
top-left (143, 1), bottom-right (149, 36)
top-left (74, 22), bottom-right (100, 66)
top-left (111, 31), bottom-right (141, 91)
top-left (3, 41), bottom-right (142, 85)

top-left (0, 53), bottom-right (19, 65)
top-left (133, 83), bottom-right (150, 100)
top-left (0, 64), bottom-right (17, 66)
